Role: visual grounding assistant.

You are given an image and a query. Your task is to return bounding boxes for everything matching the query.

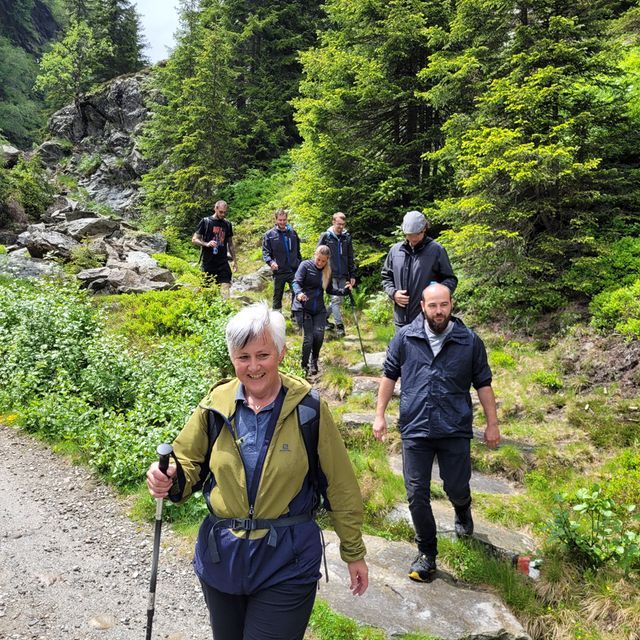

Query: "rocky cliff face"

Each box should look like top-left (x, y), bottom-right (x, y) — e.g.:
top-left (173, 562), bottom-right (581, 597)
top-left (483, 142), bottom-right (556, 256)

top-left (36, 69), bottom-right (160, 219)
top-left (0, 0), bottom-right (60, 55)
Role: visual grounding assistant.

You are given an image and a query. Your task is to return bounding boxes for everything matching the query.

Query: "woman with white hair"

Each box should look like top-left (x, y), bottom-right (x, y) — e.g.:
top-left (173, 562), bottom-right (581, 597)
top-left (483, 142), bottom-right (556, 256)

top-left (292, 245), bottom-right (352, 376)
top-left (146, 302), bottom-right (368, 640)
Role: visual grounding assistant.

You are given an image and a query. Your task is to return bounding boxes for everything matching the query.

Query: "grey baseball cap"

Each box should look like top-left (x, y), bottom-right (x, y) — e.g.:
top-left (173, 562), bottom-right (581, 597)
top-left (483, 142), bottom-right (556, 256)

top-left (401, 210), bottom-right (427, 234)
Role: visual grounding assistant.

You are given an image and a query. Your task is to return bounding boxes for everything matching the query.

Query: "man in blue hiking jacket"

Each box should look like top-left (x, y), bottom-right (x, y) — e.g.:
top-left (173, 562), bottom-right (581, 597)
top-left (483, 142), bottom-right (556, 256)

top-left (373, 283), bottom-right (500, 582)
top-left (317, 212), bottom-right (356, 337)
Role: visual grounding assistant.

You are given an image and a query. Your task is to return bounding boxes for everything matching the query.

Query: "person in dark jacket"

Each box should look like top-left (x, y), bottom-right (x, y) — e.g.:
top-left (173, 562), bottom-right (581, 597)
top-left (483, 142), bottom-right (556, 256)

top-left (372, 283), bottom-right (500, 582)
top-left (381, 210), bottom-right (457, 329)
top-left (146, 302), bottom-right (368, 640)
top-left (317, 212), bottom-right (356, 337)
top-left (292, 245), bottom-right (352, 376)
top-left (262, 209), bottom-right (302, 313)
top-left (192, 200), bottom-right (238, 298)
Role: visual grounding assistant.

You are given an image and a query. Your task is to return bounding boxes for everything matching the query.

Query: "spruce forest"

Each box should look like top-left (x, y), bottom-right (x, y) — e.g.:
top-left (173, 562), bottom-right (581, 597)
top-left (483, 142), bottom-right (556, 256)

top-left (1, 1), bottom-right (640, 639)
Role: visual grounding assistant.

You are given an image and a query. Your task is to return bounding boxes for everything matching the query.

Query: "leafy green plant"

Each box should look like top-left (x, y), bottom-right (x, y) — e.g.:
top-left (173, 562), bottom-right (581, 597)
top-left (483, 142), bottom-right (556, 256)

top-left (66, 243), bottom-right (107, 273)
top-left (590, 280), bottom-right (640, 340)
top-left (76, 153), bottom-right (103, 177)
top-left (549, 486), bottom-right (640, 575)
top-left (364, 292), bottom-right (393, 326)
top-left (489, 350), bottom-right (517, 369)
top-left (531, 370), bottom-right (563, 392)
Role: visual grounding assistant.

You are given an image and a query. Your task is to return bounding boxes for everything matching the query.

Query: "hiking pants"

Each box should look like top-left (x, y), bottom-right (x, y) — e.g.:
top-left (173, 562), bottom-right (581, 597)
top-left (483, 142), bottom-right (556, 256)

top-left (272, 272), bottom-right (295, 312)
top-left (327, 276), bottom-right (346, 325)
top-left (200, 578), bottom-right (317, 640)
top-left (402, 436), bottom-right (472, 557)
top-left (300, 311), bottom-right (325, 368)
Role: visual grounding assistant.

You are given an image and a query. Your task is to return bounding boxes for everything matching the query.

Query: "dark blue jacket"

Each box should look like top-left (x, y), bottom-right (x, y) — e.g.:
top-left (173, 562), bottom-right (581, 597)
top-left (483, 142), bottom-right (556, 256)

top-left (317, 228), bottom-right (355, 279)
top-left (381, 236), bottom-right (457, 327)
top-left (383, 315), bottom-right (492, 439)
top-left (292, 259), bottom-right (346, 316)
top-left (262, 225), bottom-right (302, 276)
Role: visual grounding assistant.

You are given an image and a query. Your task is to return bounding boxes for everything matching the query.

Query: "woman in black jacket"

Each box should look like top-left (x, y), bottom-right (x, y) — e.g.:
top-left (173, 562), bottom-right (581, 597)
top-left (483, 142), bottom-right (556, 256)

top-left (292, 245), bottom-right (351, 376)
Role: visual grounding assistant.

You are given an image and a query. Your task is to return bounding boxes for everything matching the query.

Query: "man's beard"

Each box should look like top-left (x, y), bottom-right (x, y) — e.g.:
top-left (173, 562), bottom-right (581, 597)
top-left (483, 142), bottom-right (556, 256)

top-left (426, 312), bottom-right (451, 334)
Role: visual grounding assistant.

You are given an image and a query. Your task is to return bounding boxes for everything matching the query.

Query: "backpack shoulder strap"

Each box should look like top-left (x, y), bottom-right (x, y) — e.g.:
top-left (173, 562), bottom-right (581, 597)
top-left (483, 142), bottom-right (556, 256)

top-left (296, 389), bottom-right (325, 507)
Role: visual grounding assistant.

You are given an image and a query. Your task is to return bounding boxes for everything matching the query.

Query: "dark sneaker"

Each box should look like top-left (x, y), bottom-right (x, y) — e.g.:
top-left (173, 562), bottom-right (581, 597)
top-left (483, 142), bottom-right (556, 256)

top-left (408, 554), bottom-right (436, 582)
top-left (302, 366), bottom-right (310, 378)
top-left (309, 360), bottom-right (319, 375)
top-left (336, 323), bottom-right (345, 337)
top-left (325, 320), bottom-right (335, 331)
top-left (454, 506), bottom-right (474, 538)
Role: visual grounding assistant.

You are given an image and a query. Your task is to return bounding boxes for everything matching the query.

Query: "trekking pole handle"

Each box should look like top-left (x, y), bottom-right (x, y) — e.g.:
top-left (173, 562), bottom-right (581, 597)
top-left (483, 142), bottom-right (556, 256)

top-left (157, 443), bottom-right (173, 477)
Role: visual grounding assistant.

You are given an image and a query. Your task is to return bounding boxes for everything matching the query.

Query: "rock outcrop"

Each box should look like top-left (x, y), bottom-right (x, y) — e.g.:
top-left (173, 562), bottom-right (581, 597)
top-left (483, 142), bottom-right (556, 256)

top-left (3, 195), bottom-right (175, 294)
top-left (36, 71), bottom-right (157, 217)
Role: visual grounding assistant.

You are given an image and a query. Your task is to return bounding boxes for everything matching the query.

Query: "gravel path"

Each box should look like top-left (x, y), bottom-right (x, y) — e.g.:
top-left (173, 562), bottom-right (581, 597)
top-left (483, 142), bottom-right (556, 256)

top-left (0, 424), bottom-right (212, 640)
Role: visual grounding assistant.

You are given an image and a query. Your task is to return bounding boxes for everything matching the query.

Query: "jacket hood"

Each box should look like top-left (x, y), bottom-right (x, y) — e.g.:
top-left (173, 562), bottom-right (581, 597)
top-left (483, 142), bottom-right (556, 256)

top-left (326, 226), bottom-right (349, 239)
top-left (401, 235), bottom-right (433, 253)
top-left (199, 372), bottom-right (312, 422)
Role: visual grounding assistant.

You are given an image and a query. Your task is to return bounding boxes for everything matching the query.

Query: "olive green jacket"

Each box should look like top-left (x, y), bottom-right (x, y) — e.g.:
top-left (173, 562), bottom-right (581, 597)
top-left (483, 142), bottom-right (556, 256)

top-left (171, 372), bottom-right (366, 563)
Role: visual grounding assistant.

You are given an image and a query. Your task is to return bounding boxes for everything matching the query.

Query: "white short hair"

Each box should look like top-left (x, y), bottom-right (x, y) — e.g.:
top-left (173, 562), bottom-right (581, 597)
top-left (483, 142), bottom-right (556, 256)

top-left (225, 302), bottom-right (286, 356)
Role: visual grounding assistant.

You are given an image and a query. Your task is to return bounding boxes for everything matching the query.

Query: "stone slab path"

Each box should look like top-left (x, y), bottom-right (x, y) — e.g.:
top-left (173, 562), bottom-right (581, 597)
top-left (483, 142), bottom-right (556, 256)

top-left (319, 531), bottom-right (530, 640)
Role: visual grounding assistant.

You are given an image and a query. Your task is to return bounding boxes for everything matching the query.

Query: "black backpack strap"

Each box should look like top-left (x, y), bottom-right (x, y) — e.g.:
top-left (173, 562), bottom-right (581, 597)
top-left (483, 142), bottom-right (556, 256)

top-left (296, 389), bottom-right (329, 510)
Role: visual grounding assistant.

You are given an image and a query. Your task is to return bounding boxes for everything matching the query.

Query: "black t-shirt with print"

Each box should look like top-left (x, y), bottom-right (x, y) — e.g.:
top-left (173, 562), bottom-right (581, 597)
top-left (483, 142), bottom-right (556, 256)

top-left (196, 216), bottom-right (233, 271)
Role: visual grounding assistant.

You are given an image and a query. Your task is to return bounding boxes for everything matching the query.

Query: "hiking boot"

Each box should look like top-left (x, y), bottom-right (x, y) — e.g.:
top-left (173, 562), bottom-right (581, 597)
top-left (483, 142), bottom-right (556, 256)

top-left (325, 320), bottom-right (335, 331)
top-left (309, 359), bottom-right (319, 375)
top-left (454, 506), bottom-right (474, 538)
top-left (302, 366), bottom-right (310, 378)
top-left (336, 323), bottom-right (345, 337)
top-left (408, 553), bottom-right (437, 582)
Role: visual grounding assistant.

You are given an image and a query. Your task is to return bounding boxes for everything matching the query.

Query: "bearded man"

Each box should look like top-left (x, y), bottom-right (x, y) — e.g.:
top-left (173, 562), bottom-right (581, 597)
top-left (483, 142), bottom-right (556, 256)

top-left (372, 283), bottom-right (500, 582)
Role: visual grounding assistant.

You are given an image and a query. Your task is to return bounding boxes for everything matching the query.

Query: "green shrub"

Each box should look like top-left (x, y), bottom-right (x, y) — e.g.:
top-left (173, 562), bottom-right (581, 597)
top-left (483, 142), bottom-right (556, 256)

top-left (66, 243), bottom-right (107, 273)
top-left (4, 157), bottom-right (53, 220)
top-left (531, 370), bottom-right (564, 391)
top-left (489, 350), bottom-right (517, 369)
top-left (566, 237), bottom-right (640, 296)
top-left (549, 486), bottom-right (640, 575)
top-left (76, 154), bottom-right (103, 177)
top-left (364, 292), bottom-right (393, 325)
top-left (0, 244), bottom-right (6, 254)
top-left (590, 279), bottom-right (640, 339)
top-left (567, 399), bottom-right (640, 449)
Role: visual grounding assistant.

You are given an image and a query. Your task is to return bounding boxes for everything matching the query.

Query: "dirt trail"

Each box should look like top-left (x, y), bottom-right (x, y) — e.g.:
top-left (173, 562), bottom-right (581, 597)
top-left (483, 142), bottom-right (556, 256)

top-left (0, 424), bottom-right (211, 640)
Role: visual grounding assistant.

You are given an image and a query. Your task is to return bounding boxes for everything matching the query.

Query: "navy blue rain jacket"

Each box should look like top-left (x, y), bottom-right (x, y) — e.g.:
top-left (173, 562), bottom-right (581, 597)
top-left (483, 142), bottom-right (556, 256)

top-left (383, 315), bottom-right (492, 439)
top-left (317, 228), bottom-right (355, 279)
top-left (292, 260), bottom-right (347, 316)
top-left (262, 225), bottom-right (302, 276)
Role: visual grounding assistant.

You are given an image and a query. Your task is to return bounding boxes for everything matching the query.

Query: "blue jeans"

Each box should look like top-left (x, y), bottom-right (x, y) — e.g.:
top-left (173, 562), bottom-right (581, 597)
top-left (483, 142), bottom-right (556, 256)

top-left (402, 437), bottom-right (472, 557)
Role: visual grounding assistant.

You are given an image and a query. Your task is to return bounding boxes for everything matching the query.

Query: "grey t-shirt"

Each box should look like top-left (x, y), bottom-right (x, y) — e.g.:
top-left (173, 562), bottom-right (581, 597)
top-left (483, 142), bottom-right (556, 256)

top-left (424, 320), bottom-right (454, 357)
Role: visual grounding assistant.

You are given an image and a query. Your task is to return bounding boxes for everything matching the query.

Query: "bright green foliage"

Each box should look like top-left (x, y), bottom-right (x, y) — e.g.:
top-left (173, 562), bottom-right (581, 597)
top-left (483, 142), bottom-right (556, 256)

top-left (140, 2), bottom-right (238, 230)
top-left (309, 599), bottom-right (386, 640)
top-left (531, 370), bottom-right (563, 392)
top-left (34, 18), bottom-right (113, 110)
top-left (565, 237), bottom-right (640, 297)
top-left (550, 486), bottom-right (640, 575)
top-left (428, 1), bottom-right (640, 317)
top-left (0, 280), bottom-right (233, 488)
top-left (590, 279), bottom-right (640, 339)
top-left (293, 0), bottom-right (453, 243)
top-left (0, 157), bottom-right (53, 225)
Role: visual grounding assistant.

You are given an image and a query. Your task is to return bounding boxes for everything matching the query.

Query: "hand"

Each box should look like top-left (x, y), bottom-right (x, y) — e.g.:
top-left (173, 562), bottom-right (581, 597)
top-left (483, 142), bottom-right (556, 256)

top-left (349, 278), bottom-right (356, 287)
top-left (347, 559), bottom-right (368, 596)
top-left (146, 462), bottom-right (176, 498)
top-left (297, 293), bottom-right (308, 302)
top-left (345, 282), bottom-right (353, 290)
top-left (393, 289), bottom-right (410, 307)
top-left (270, 261), bottom-right (278, 271)
top-left (232, 260), bottom-right (238, 272)
top-left (484, 423), bottom-right (500, 449)
top-left (372, 415), bottom-right (388, 442)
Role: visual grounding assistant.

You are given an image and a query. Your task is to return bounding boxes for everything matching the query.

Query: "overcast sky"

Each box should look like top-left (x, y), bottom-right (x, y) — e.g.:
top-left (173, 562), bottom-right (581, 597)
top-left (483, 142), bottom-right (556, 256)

top-left (133, 0), bottom-right (179, 63)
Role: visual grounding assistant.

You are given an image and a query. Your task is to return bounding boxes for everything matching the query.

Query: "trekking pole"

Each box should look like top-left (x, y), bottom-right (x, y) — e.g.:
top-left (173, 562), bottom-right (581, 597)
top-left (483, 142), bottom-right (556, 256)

top-left (146, 443), bottom-right (173, 640)
top-left (348, 291), bottom-right (368, 368)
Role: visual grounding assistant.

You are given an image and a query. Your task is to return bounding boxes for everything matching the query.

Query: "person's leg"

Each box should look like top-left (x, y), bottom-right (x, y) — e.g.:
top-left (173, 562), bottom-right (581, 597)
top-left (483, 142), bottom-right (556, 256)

top-left (301, 313), bottom-right (314, 370)
top-left (243, 581), bottom-right (317, 640)
top-left (330, 277), bottom-right (346, 330)
top-left (199, 579), bottom-right (247, 640)
top-left (285, 274), bottom-right (296, 316)
top-left (217, 266), bottom-right (233, 299)
top-left (436, 437), bottom-right (473, 536)
top-left (402, 438), bottom-right (438, 557)
top-left (272, 274), bottom-right (286, 310)
top-left (310, 312), bottom-right (325, 372)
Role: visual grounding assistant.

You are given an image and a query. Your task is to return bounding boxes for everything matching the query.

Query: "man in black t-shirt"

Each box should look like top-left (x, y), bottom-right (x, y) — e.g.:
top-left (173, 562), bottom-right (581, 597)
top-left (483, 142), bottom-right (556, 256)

top-left (192, 200), bottom-right (238, 297)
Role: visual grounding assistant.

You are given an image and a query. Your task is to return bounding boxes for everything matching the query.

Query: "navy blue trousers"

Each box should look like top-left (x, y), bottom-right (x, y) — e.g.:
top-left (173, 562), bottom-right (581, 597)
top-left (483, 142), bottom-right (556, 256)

top-left (402, 436), bottom-right (472, 557)
top-left (200, 579), bottom-right (317, 640)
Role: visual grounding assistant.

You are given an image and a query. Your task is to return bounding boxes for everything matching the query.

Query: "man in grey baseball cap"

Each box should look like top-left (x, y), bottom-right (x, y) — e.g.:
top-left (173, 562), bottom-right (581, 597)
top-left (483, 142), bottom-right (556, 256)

top-left (381, 210), bottom-right (457, 329)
